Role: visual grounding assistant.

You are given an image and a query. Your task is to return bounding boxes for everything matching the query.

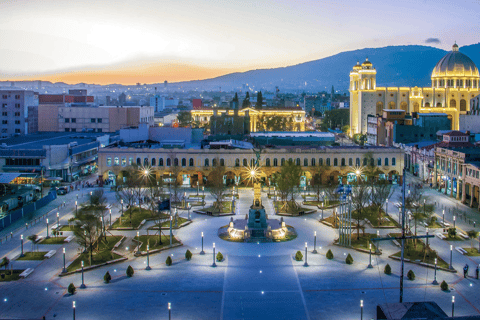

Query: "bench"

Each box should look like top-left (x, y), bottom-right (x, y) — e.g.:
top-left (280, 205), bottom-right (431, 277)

top-left (44, 250), bottom-right (56, 259)
top-left (392, 239), bottom-right (401, 247)
top-left (435, 233), bottom-right (446, 240)
top-left (19, 268), bottom-right (34, 278)
top-left (64, 235), bottom-right (74, 243)
top-left (35, 236), bottom-right (44, 243)
top-left (440, 221), bottom-right (451, 227)
top-left (455, 247), bottom-right (467, 255)
top-left (458, 232), bottom-right (469, 240)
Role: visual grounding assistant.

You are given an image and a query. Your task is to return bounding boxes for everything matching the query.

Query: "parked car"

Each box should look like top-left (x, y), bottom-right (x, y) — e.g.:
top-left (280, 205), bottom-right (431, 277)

top-left (57, 187), bottom-right (69, 195)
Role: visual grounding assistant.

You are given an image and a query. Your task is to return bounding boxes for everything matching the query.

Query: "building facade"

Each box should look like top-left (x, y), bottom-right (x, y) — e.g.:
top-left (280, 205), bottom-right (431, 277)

top-left (350, 44), bottom-right (480, 134)
top-left (0, 90), bottom-right (38, 138)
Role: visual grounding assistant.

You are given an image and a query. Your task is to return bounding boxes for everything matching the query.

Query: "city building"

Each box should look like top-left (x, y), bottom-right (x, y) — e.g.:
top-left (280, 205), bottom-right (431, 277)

top-left (350, 43), bottom-right (480, 134)
top-left (191, 107), bottom-right (306, 132)
top-left (250, 131), bottom-right (335, 147)
top-left (459, 93), bottom-right (480, 132)
top-left (38, 105), bottom-right (154, 133)
top-left (0, 132), bottom-right (110, 182)
top-left (0, 90), bottom-right (39, 138)
top-left (150, 95), bottom-right (179, 112)
top-left (303, 96), bottom-right (331, 115)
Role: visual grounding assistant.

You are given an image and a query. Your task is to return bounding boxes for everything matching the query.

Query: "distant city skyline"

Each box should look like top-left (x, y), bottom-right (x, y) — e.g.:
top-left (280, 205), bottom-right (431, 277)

top-left (0, 0), bottom-right (479, 85)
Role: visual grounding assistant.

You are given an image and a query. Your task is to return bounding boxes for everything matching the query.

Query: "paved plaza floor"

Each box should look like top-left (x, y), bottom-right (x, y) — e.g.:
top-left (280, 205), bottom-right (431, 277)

top-left (0, 179), bottom-right (480, 319)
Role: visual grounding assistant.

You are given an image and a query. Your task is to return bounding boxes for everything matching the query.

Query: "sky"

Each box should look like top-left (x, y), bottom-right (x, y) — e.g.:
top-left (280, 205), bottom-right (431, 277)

top-left (0, 0), bottom-right (479, 85)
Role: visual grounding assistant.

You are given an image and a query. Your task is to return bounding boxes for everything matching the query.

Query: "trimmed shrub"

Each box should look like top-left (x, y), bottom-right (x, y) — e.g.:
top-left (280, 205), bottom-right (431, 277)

top-left (185, 250), bottom-right (192, 261)
top-left (326, 249), bottom-right (334, 260)
top-left (295, 251), bottom-right (303, 261)
top-left (345, 254), bottom-right (353, 265)
top-left (407, 270), bottom-right (415, 281)
top-left (216, 252), bottom-right (223, 262)
top-left (441, 280), bottom-right (449, 291)
top-left (68, 283), bottom-right (76, 295)
top-left (384, 264), bottom-right (392, 275)
top-left (104, 271), bottom-right (111, 283)
top-left (166, 256), bottom-right (172, 266)
top-left (448, 228), bottom-right (457, 238)
top-left (126, 265), bottom-right (134, 277)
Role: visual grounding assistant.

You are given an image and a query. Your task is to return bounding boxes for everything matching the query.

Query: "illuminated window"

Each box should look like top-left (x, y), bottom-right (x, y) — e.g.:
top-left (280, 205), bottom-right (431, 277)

top-left (121, 157), bottom-right (126, 166)
top-left (107, 157), bottom-right (112, 166)
top-left (114, 157), bottom-right (119, 166)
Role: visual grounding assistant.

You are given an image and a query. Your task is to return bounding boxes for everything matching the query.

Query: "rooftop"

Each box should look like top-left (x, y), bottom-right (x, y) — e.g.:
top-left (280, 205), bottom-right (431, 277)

top-left (0, 132), bottom-right (105, 150)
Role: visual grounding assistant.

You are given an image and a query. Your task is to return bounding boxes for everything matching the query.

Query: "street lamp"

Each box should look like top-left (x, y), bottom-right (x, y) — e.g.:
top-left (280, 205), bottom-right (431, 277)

top-left (73, 301), bottom-right (76, 320)
top-left (433, 258), bottom-right (438, 285)
top-left (313, 231), bottom-right (317, 254)
top-left (212, 243), bottom-right (216, 267)
top-left (83, 230), bottom-right (87, 252)
top-left (200, 232), bottom-right (205, 254)
top-left (376, 230), bottom-right (380, 253)
top-left (168, 302), bottom-right (171, 320)
top-left (20, 235), bottom-right (24, 257)
top-left (453, 215), bottom-right (456, 229)
top-left (197, 181), bottom-right (199, 196)
top-left (304, 242), bottom-right (308, 266)
top-left (46, 218), bottom-right (50, 239)
top-left (367, 243), bottom-right (373, 268)
top-left (449, 245), bottom-right (453, 270)
top-left (146, 244), bottom-right (151, 270)
top-left (80, 261), bottom-right (86, 288)
top-left (62, 248), bottom-right (67, 273)
top-left (75, 201), bottom-right (78, 216)
top-left (385, 199), bottom-right (388, 217)
top-left (360, 300), bottom-right (364, 320)
top-left (56, 212), bottom-right (60, 236)
top-left (321, 202), bottom-right (324, 220)
top-left (452, 296), bottom-right (455, 317)
top-left (121, 199), bottom-right (124, 216)
top-left (169, 215), bottom-right (173, 246)
top-left (109, 209), bottom-right (112, 227)
top-left (202, 186), bottom-right (205, 205)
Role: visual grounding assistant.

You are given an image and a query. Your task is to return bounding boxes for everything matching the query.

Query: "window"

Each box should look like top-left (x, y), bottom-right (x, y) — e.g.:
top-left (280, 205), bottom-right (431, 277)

top-left (129, 157), bottom-right (133, 165)
top-left (281, 158), bottom-right (285, 166)
top-left (319, 158), bottom-right (323, 166)
top-left (251, 159), bottom-right (254, 166)
top-left (220, 158), bottom-right (225, 166)
top-left (15, 95), bottom-right (20, 99)
top-left (377, 158), bottom-right (381, 166)
top-left (14, 112), bottom-right (20, 117)
top-left (114, 157), bottom-right (119, 166)
top-left (1, 129), bottom-right (6, 133)
top-left (204, 158), bottom-right (209, 167)
top-left (151, 158), bottom-right (156, 166)
top-left (159, 158), bottom-right (164, 166)
top-left (1, 104), bottom-right (6, 108)
top-left (311, 158), bottom-right (316, 166)
top-left (363, 158), bottom-right (368, 166)
top-left (144, 158), bottom-right (148, 166)
top-left (296, 158), bottom-right (300, 166)
top-left (65, 118), bottom-right (70, 123)
top-left (107, 157), bottom-right (112, 166)
top-left (182, 158), bottom-right (186, 167)
top-left (385, 158), bottom-right (389, 166)
top-left (71, 118), bottom-right (76, 123)
top-left (91, 118), bottom-right (96, 123)
top-left (333, 158), bottom-right (338, 166)
top-left (15, 103), bottom-right (20, 108)
top-left (392, 157), bottom-right (396, 166)
top-left (97, 129), bottom-right (102, 133)
top-left (356, 158), bottom-right (360, 166)
top-left (189, 158), bottom-right (194, 167)
top-left (14, 120), bottom-right (20, 125)
top-left (243, 159), bottom-right (247, 166)
top-left (273, 158), bottom-right (278, 166)
top-left (167, 158), bottom-right (172, 166)
top-left (64, 128), bottom-right (70, 132)
top-left (1, 112), bottom-right (6, 116)
top-left (2, 120), bottom-right (7, 124)
top-left (341, 158), bottom-right (345, 166)
top-left (348, 158), bottom-right (353, 166)
top-left (326, 158), bottom-right (331, 166)
top-left (212, 158), bottom-right (217, 166)
top-left (304, 158), bottom-right (308, 166)
top-left (265, 158), bottom-right (271, 167)
top-left (137, 158), bottom-right (141, 165)
top-left (97, 118), bottom-right (103, 123)
top-left (235, 158), bottom-right (240, 167)
top-left (15, 129), bottom-right (20, 133)
top-left (121, 157), bottom-right (126, 166)
top-left (1, 95), bottom-right (7, 99)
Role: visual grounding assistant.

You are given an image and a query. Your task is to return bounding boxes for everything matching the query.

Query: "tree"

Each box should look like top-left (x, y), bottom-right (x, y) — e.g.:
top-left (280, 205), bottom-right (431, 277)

top-left (351, 178), bottom-right (370, 240)
top-left (255, 91), bottom-right (263, 109)
top-left (68, 283), bottom-right (76, 295)
top-left (370, 180), bottom-right (393, 225)
top-left (242, 92), bottom-right (251, 108)
top-left (232, 92), bottom-right (239, 104)
top-left (177, 111), bottom-right (192, 127)
top-left (74, 212), bottom-right (101, 266)
top-left (115, 168), bottom-right (138, 225)
top-left (167, 153), bottom-right (182, 204)
top-left (0, 257), bottom-right (9, 272)
top-left (467, 230), bottom-right (479, 250)
top-left (185, 250), bottom-right (192, 260)
top-left (104, 271), bottom-right (112, 283)
top-left (88, 189), bottom-right (108, 241)
top-left (310, 164), bottom-right (330, 202)
top-left (126, 265), bottom-right (134, 277)
top-left (320, 109), bottom-right (349, 131)
top-left (208, 160), bottom-right (227, 213)
top-left (27, 234), bottom-right (38, 252)
top-left (274, 160), bottom-right (302, 202)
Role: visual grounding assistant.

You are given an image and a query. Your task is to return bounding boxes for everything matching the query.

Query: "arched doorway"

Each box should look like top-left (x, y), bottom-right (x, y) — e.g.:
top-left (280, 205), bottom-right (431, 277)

top-left (376, 102), bottom-right (384, 115)
top-left (460, 99), bottom-right (467, 111)
top-left (450, 99), bottom-right (456, 108)
top-left (413, 102), bottom-right (419, 112)
top-left (388, 170), bottom-right (399, 184)
top-left (388, 101), bottom-right (396, 109)
top-left (424, 102), bottom-right (430, 108)
top-left (400, 101), bottom-right (408, 112)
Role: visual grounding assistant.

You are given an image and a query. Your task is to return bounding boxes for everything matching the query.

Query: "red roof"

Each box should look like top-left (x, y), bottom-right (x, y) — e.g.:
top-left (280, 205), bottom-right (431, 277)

top-left (444, 131), bottom-right (468, 137)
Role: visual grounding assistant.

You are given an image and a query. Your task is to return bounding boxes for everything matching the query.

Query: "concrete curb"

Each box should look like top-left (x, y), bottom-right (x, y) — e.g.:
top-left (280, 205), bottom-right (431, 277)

top-left (388, 255), bottom-right (457, 273)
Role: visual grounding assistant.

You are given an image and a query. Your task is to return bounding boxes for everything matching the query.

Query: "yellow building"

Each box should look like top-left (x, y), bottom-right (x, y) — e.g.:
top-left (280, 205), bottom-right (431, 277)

top-left (350, 43), bottom-right (480, 134)
top-left (191, 107), bottom-right (306, 132)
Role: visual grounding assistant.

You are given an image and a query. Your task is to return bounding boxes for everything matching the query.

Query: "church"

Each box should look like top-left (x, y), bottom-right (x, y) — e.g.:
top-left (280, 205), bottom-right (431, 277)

top-left (349, 43), bottom-right (480, 134)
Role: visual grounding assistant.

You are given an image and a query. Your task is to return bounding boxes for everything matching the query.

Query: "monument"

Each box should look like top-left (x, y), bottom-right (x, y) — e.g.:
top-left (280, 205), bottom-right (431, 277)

top-left (247, 183), bottom-right (268, 238)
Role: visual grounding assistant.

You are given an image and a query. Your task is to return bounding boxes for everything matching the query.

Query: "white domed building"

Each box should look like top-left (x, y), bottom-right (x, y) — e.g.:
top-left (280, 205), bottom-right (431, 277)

top-left (349, 43), bottom-right (480, 134)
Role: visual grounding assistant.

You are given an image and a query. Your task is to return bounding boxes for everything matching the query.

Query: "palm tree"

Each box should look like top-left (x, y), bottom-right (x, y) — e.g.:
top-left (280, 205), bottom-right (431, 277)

top-left (0, 257), bottom-right (9, 272)
top-left (27, 234), bottom-right (38, 252)
top-left (467, 230), bottom-right (479, 251)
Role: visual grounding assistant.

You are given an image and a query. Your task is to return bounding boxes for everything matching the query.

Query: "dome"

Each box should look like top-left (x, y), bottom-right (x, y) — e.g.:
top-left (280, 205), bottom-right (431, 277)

top-left (352, 61), bottom-right (362, 71)
top-left (361, 57), bottom-right (372, 66)
top-left (431, 43), bottom-right (479, 78)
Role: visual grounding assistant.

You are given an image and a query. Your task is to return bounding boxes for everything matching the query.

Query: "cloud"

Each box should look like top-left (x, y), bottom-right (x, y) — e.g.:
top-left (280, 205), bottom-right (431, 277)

top-left (425, 38), bottom-right (441, 44)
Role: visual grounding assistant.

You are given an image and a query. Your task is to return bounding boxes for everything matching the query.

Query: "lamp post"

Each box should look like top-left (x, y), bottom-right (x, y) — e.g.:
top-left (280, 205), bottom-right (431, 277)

top-left (453, 215), bottom-right (456, 230)
top-left (304, 242), bottom-right (308, 266)
top-left (80, 261), bottom-right (86, 288)
top-left (452, 296), bottom-right (455, 317)
top-left (385, 199), bottom-right (388, 216)
top-left (109, 209), bottom-right (112, 227)
top-left (313, 232), bottom-right (317, 253)
top-left (376, 230), bottom-right (380, 254)
top-left (20, 235), bottom-right (24, 257)
top-left (83, 230), bottom-right (87, 252)
top-left (46, 218), bottom-right (50, 239)
top-left (188, 202), bottom-right (191, 220)
top-left (433, 258), bottom-right (438, 285)
top-left (169, 215), bottom-right (173, 246)
top-left (56, 212), bottom-right (60, 236)
top-left (62, 247), bottom-right (67, 273)
top-left (360, 300), bottom-right (364, 320)
top-left (202, 186), bottom-right (205, 206)
top-left (197, 181), bottom-right (199, 196)
top-left (443, 209), bottom-right (445, 230)
top-left (426, 228), bottom-right (429, 251)
top-left (321, 202), bottom-right (324, 220)
top-left (449, 245), bottom-right (453, 270)
top-left (168, 302), bottom-right (171, 320)
top-left (73, 301), bottom-right (76, 320)
top-left (75, 201), bottom-right (78, 216)
top-left (121, 199), bottom-right (124, 216)
top-left (367, 243), bottom-right (373, 268)
top-left (200, 232), bottom-right (205, 254)
top-left (146, 244), bottom-right (151, 270)
top-left (212, 243), bottom-right (216, 267)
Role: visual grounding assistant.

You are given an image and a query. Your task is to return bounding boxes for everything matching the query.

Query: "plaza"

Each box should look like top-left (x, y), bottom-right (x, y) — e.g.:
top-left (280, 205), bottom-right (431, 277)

top-left (0, 171), bottom-right (479, 320)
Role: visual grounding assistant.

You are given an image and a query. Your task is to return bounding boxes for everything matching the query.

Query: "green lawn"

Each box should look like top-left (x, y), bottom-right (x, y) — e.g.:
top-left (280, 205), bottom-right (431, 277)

top-left (111, 207), bottom-right (155, 228)
top-left (353, 206), bottom-right (399, 227)
top-left (349, 233), bottom-right (378, 251)
top-left (273, 201), bottom-right (312, 215)
top-left (67, 236), bottom-right (123, 272)
top-left (446, 235), bottom-right (465, 241)
top-left (463, 248), bottom-right (480, 256)
top-left (392, 240), bottom-right (449, 269)
top-left (59, 225), bottom-right (80, 232)
top-left (17, 252), bottom-right (48, 261)
top-left (39, 237), bottom-right (67, 244)
top-left (148, 217), bottom-right (189, 229)
top-left (0, 270), bottom-right (23, 282)
top-left (304, 200), bottom-right (341, 207)
top-left (134, 235), bottom-right (179, 251)
top-left (199, 201), bottom-right (233, 214)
